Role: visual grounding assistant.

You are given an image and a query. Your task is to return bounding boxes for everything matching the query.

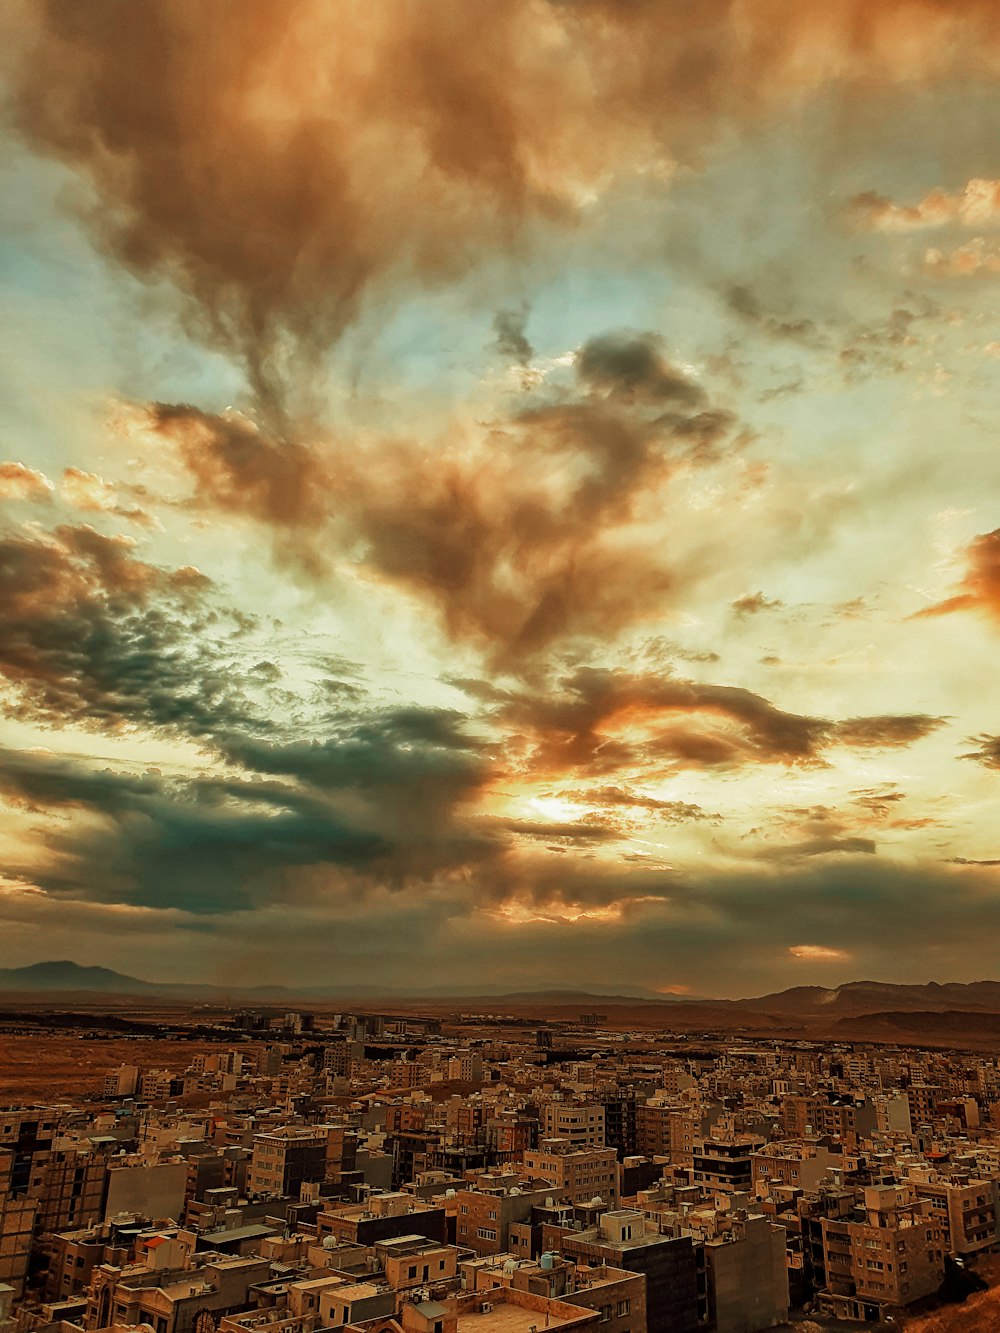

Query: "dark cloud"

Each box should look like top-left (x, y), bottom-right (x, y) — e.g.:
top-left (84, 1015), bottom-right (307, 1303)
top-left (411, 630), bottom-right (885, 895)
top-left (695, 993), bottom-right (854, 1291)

top-left (15, 0), bottom-right (999, 418)
top-left (834, 715), bottom-right (946, 748)
top-left (575, 332), bottom-right (705, 405)
top-left (724, 286), bottom-right (825, 348)
top-left (962, 734), bottom-right (1000, 769)
top-left (0, 698), bottom-right (497, 915)
top-left (559, 785), bottom-right (719, 821)
top-left (491, 667), bottom-right (943, 778)
top-left (851, 786), bottom-right (906, 818)
top-left (217, 707), bottom-right (491, 834)
top-left (142, 403), bottom-right (331, 566)
top-left (137, 337), bottom-right (742, 665)
top-left (756, 835), bottom-right (878, 861)
top-left (493, 304), bottom-right (533, 366)
top-left (0, 522), bottom-right (262, 738)
top-left (484, 816), bottom-right (621, 844)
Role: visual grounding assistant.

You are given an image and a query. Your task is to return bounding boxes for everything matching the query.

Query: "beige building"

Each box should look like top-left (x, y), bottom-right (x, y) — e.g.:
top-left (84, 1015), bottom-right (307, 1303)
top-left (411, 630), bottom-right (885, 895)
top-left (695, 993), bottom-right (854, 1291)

top-left (246, 1125), bottom-right (350, 1199)
top-left (522, 1145), bottom-right (620, 1208)
top-left (635, 1104), bottom-right (695, 1166)
top-left (455, 1185), bottom-right (552, 1256)
top-left (913, 1178), bottom-right (999, 1256)
top-left (86, 1255), bottom-right (270, 1333)
top-left (542, 1105), bottom-right (606, 1150)
top-left (820, 1185), bottom-right (945, 1314)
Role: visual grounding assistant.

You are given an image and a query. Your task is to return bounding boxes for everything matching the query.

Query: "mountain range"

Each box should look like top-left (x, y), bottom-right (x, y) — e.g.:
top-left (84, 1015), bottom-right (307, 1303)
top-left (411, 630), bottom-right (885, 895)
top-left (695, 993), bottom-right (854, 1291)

top-left (4, 961), bottom-right (1000, 1024)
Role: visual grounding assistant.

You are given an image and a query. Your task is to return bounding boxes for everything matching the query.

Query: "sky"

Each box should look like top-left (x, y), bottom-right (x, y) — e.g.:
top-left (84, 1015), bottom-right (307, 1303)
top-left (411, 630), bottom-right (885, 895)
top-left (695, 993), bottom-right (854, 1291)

top-left (1, 1), bottom-right (1000, 997)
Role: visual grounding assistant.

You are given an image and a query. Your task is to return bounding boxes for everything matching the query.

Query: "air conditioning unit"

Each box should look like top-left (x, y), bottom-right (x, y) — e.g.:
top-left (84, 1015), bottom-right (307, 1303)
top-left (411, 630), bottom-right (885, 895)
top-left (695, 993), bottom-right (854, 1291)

top-left (481, 1304), bottom-right (493, 1314)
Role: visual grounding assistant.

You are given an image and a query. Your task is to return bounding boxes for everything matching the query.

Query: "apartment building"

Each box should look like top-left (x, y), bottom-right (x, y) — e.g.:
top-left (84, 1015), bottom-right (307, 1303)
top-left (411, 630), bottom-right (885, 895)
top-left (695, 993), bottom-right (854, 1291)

top-left (542, 1104), bottom-right (606, 1150)
top-left (454, 1184), bottom-right (552, 1256)
top-left (246, 1125), bottom-right (353, 1199)
top-left (819, 1185), bottom-right (945, 1319)
top-left (691, 1138), bottom-right (763, 1195)
top-left (554, 1211), bottom-right (699, 1333)
top-left (913, 1176), bottom-right (1000, 1255)
top-left (522, 1145), bottom-right (620, 1208)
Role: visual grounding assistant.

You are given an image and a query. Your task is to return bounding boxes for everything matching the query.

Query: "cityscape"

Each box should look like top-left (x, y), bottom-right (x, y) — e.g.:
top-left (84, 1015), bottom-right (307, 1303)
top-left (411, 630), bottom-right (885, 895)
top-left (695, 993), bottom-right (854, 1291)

top-left (4, 3), bottom-right (1000, 1332)
top-left (5, 977), bottom-right (1000, 1332)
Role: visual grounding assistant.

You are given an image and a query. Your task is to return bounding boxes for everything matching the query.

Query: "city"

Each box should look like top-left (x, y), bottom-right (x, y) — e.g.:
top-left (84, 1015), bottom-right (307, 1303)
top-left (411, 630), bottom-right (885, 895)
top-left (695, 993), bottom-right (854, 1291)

top-left (3, 987), bottom-right (1000, 1333)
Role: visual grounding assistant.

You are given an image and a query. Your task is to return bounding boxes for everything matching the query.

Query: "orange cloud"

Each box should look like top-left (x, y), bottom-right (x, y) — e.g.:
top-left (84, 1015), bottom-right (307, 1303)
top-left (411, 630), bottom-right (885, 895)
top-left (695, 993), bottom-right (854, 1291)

top-left (0, 461), bottom-right (53, 502)
top-left (851, 179), bottom-right (1000, 231)
top-left (788, 944), bottom-right (849, 961)
top-left (11, 0), bottom-right (1000, 411)
top-left (917, 528), bottom-right (1000, 621)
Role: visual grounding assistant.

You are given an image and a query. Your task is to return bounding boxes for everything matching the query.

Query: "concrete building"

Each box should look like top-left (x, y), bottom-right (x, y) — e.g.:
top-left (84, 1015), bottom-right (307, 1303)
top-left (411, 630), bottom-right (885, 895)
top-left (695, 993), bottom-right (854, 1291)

top-left (691, 1139), bottom-right (763, 1196)
top-left (454, 1185), bottom-right (552, 1256)
top-left (819, 1185), bottom-right (945, 1319)
top-left (553, 1210), bottom-right (699, 1333)
top-left (697, 1213), bottom-right (789, 1333)
top-left (522, 1145), bottom-right (620, 1208)
top-left (542, 1105), bottom-right (606, 1150)
top-left (86, 1255), bottom-right (270, 1333)
top-left (246, 1125), bottom-right (352, 1199)
top-left (913, 1176), bottom-right (1000, 1256)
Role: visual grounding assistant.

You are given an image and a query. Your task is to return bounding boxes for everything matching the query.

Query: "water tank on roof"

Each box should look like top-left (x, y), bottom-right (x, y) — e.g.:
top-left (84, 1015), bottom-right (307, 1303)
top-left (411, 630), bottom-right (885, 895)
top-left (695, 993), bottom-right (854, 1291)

top-left (322, 1237), bottom-right (337, 1250)
top-left (445, 1189), bottom-right (457, 1198)
top-left (540, 1252), bottom-right (555, 1271)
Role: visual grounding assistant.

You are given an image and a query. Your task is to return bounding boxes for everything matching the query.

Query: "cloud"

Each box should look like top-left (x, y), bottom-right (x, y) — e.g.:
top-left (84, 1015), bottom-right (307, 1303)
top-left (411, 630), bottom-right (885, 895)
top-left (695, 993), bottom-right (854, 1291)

top-left (833, 715), bottom-right (945, 748)
top-left (850, 180), bottom-right (1000, 231)
top-left (789, 944), bottom-right (850, 961)
top-left (141, 401), bottom-right (330, 528)
top-left (759, 836), bottom-right (877, 861)
top-left (132, 330), bottom-right (743, 663)
top-left (493, 304), bottom-right (534, 367)
top-left (575, 331), bottom-right (704, 405)
top-left (0, 461), bottom-right (54, 502)
top-left (487, 667), bottom-right (943, 778)
top-left (557, 785), bottom-right (719, 821)
top-left (732, 591), bottom-right (783, 617)
top-left (916, 527), bottom-right (1000, 621)
top-left (924, 239), bottom-right (1000, 277)
top-left (12, 0), bottom-right (1000, 413)
top-left (724, 285), bottom-right (824, 347)
top-left (0, 747), bottom-right (387, 915)
top-left (961, 734), bottom-right (1000, 770)
top-left (0, 522), bottom-right (259, 738)
top-left (59, 467), bottom-right (156, 527)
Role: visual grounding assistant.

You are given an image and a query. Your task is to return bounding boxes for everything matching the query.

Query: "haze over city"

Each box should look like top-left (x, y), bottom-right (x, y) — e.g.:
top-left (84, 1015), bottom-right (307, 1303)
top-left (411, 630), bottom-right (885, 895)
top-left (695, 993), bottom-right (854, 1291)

top-left (2, 2), bottom-right (1000, 996)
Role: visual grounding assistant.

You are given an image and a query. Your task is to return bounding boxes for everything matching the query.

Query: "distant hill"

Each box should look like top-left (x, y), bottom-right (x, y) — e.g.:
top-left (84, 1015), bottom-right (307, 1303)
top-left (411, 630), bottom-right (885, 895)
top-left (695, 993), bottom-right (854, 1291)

top-left (0, 960), bottom-right (158, 994)
top-left (739, 979), bottom-right (1000, 1018)
top-left (5, 963), bottom-right (1000, 1030)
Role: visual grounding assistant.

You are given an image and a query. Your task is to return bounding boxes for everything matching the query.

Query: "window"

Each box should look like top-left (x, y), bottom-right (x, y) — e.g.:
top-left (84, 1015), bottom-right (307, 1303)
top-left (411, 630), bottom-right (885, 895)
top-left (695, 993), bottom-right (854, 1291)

top-left (615, 1301), bottom-right (630, 1316)
top-left (477, 1228), bottom-right (497, 1241)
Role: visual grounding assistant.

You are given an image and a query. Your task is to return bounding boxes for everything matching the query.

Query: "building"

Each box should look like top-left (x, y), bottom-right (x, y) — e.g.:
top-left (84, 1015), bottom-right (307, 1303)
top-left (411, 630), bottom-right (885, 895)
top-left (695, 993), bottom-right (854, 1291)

top-left (542, 1105), bottom-right (606, 1150)
top-left (522, 1145), bottom-right (620, 1208)
top-left (819, 1185), bottom-right (945, 1320)
top-left (553, 1210), bottom-right (699, 1333)
top-left (691, 1138), bottom-right (763, 1196)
